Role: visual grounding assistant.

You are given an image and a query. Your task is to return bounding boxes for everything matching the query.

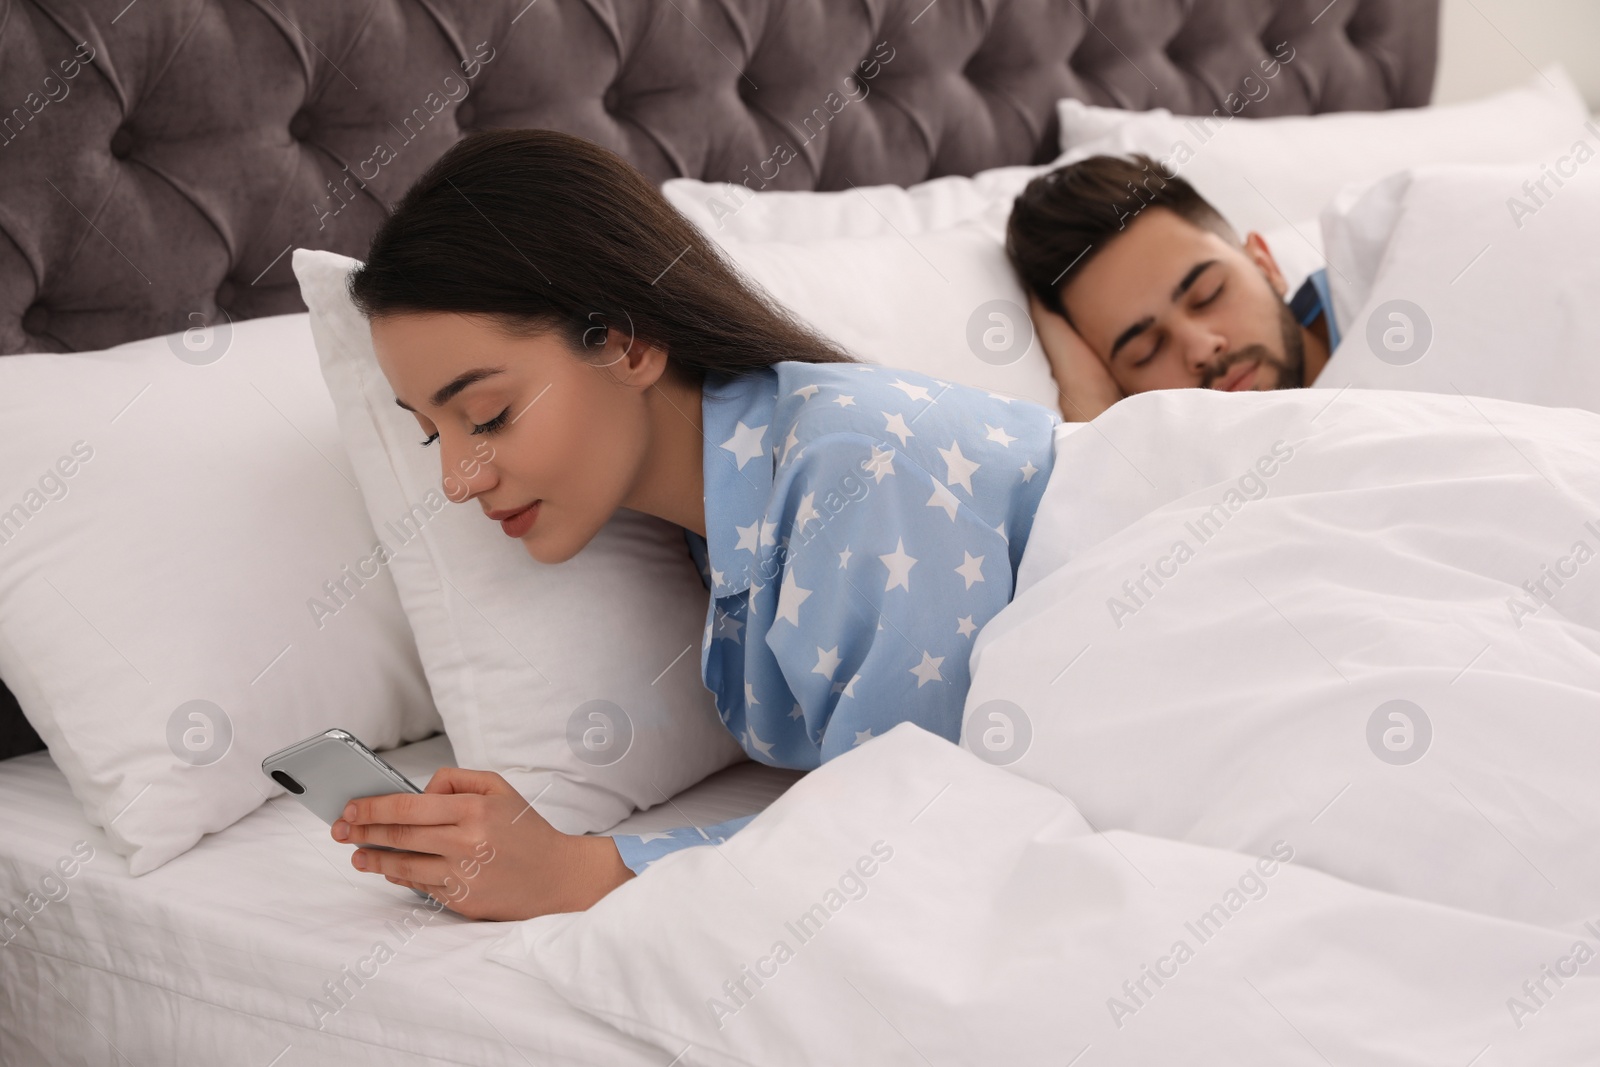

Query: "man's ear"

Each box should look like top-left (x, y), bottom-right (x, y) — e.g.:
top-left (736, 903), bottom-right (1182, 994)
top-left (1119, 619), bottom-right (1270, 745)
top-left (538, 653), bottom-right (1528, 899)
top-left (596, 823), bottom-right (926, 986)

top-left (1242, 231), bottom-right (1289, 299)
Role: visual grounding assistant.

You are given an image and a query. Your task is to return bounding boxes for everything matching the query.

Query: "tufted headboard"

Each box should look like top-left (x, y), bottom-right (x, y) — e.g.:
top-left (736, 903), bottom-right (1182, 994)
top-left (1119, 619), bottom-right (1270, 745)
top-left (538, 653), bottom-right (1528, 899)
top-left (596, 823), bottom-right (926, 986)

top-left (1, 0), bottom-right (1440, 357)
top-left (0, 0), bottom-right (1438, 756)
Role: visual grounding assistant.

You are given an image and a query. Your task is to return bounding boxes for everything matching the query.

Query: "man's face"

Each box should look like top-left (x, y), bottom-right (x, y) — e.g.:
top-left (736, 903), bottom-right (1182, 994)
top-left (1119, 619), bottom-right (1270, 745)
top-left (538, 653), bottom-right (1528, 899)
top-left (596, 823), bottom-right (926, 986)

top-left (1060, 207), bottom-right (1305, 395)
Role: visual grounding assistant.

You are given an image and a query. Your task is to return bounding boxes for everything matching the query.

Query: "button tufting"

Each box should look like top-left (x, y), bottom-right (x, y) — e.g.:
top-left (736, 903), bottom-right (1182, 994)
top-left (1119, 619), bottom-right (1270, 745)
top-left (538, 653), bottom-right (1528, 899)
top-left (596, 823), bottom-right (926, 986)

top-left (109, 126), bottom-right (134, 159)
top-left (288, 109), bottom-right (312, 141)
top-left (215, 280), bottom-right (237, 310)
top-left (21, 304), bottom-right (49, 335)
top-left (601, 82), bottom-right (624, 114)
top-left (456, 100), bottom-right (476, 128)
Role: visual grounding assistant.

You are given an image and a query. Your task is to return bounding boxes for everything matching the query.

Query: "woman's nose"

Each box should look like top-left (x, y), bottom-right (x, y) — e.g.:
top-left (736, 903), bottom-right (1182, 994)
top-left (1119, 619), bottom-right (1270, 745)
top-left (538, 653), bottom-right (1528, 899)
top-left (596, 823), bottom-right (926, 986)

top-left (441, 440), bottom-right (497, 503)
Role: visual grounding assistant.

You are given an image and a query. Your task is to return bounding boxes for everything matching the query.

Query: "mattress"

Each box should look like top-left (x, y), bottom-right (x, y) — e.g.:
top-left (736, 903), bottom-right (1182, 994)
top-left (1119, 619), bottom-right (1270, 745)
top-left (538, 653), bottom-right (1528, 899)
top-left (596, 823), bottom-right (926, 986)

top-left (0, 733), bottom-right (803, 1065)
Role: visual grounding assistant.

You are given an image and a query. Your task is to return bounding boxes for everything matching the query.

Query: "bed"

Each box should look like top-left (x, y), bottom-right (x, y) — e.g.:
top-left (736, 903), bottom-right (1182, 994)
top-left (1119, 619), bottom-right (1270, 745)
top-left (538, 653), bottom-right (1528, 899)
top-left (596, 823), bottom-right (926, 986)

top-left (23, 0), bottom-right (1586, 1063)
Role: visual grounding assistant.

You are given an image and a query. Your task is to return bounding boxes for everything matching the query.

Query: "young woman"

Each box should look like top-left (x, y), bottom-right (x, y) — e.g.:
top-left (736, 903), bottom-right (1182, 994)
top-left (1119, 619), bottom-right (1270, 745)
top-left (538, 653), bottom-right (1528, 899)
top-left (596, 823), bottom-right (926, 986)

top-left (329, 129), bottom-right (1062, 919)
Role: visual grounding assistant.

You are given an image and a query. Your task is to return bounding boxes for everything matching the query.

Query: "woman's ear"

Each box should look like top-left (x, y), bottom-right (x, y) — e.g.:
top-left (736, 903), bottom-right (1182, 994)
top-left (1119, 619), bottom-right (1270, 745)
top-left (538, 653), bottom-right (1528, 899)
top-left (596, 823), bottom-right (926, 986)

top-left (588, 324), bottom-right (670, 392)
top-left (1242, 231), bottom-right (1290, 299)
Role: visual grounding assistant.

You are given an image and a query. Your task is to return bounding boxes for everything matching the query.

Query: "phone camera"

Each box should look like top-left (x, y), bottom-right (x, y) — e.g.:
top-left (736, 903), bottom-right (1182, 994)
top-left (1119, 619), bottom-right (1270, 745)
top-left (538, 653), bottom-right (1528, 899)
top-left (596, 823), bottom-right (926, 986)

top-left (270, 769), bottom-right (305, 794)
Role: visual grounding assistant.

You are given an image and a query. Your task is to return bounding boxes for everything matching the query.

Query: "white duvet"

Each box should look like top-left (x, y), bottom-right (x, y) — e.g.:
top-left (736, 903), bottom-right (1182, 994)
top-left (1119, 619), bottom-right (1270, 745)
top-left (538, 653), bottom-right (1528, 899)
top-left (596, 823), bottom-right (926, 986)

top-left (487, 387), bottom-right (1600, 1064)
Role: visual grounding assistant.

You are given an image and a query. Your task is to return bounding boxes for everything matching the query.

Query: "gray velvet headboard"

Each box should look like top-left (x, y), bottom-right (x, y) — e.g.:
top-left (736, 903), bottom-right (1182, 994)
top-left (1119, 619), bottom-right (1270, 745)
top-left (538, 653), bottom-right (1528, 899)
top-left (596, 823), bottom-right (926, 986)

top-left (0, 0), bottom-right (1438, 756)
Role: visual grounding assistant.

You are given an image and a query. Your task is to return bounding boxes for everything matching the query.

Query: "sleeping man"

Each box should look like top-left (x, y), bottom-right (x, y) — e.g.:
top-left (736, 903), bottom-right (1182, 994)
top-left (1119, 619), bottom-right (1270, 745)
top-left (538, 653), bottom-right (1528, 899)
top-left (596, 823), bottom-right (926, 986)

top-left (1006, 153), bottom-right (1341, 421)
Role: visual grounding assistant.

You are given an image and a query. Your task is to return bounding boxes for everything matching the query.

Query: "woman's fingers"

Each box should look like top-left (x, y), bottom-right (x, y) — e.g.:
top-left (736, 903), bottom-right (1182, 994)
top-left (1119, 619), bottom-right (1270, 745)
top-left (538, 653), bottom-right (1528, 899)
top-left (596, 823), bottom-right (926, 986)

top-left (339, 817), bottom-right (452, 854)
top-left (422, 766), bottom-right (515, 796)
top-left (342, 790), bottom-right (464, 830)
top-left (353, 845), bottom-right (451, 884)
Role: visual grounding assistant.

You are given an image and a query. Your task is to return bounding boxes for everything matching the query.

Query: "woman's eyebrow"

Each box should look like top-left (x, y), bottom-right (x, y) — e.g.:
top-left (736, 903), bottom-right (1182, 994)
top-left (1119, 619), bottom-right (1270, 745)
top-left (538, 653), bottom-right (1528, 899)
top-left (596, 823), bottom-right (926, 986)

top-left (394, 367), bottom-right (506, 412)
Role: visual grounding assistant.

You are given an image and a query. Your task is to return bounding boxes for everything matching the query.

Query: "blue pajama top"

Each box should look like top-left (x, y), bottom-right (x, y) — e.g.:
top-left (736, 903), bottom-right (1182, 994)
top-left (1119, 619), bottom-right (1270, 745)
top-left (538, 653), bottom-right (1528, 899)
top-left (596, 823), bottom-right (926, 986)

top-left (612, 360), bottom-right (1061, 872)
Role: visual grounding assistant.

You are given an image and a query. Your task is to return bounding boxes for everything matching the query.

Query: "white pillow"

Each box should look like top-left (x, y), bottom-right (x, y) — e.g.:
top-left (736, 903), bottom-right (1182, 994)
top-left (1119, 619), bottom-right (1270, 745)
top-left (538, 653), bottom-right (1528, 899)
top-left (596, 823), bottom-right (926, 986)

top-left (0, 313), bottom-right (440, 875)
top-left (291, 250), bottom-right (744, 835)
top-left (663, 160), bottom-right (1055, 243)
top-left (716, 220), bottom-right (1062, 409)
top-left (1315, 158), bottom-right (1600, 412)
top-left (1056, 65), bottom-right (1591, 239)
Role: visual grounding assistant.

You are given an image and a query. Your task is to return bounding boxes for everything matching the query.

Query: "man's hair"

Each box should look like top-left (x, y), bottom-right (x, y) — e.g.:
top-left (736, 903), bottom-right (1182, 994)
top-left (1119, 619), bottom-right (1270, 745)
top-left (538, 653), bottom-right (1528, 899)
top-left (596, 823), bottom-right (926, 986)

top-left (1006, 154), bottom-right (1237, 322)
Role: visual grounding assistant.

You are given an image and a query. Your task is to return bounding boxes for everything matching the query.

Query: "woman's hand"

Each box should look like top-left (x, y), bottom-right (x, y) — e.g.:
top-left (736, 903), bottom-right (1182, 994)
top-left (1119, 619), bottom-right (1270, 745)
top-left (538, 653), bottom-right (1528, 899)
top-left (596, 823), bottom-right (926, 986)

top-left (332, 766), bottom-right (634, 920)
top-left (1027, 291), bottom-right (1124, 422)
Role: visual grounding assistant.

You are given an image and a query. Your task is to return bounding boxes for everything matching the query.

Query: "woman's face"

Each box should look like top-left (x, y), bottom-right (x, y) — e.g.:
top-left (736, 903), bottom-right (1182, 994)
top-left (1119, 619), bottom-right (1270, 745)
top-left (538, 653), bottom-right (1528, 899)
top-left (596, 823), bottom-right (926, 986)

top-left (370, 311), bottom-right (656, 564)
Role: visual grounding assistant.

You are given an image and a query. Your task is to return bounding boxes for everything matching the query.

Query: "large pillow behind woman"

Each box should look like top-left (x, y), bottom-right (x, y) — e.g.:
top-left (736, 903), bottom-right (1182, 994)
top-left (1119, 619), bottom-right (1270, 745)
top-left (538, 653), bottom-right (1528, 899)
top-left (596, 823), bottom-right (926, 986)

top-left (294, 250), bottom-right (743, 836)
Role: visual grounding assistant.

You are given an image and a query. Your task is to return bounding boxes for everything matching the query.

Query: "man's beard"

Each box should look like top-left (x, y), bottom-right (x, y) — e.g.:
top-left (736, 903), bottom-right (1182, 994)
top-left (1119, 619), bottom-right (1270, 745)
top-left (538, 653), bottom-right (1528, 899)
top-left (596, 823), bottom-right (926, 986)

top-left (1198, 301), bottom-right (1307, 390)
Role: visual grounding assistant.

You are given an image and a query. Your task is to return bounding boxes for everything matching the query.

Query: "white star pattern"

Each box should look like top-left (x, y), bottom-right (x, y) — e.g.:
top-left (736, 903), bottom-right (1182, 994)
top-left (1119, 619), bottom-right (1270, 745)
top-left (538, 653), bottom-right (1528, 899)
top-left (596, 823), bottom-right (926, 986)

top-left (744, 722), bottom-right (775, 759)
top-left (721, 421), bottom-right (768, 469)
top-left (879, 538), bottom-right (917, 592)
top-left (813, 645), bottom-right (842, 678)
top-left (774, 570), bottom-right (812, 626)
top-left (779, 425), bottom-right (801, 466)
top-left (891, 379), bottom-right (934, 403)
top-left (985, 423), bottom-right (1017, 447)
top-left (615, 360), bottom-right (1061, 873)
top-left (925, 479), bottom-right (960, 521)
top-left (909, 651), bottom-right (945, 688)
top-left (735, 520), bottom-right (760, 553)
top-left (794, 491), bottom-right (821, 532)
top-left (939, 440), bottom-right (981, 494)
top-left (863, 443), bottom-right (896, 483)
top-left (715, 608), bottom-right (744, 642)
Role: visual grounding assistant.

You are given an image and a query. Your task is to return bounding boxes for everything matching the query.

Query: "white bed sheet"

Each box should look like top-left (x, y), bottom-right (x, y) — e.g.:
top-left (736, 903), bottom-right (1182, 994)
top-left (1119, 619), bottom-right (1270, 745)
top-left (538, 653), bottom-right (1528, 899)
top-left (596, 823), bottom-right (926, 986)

top-left (0, 733), bottom-right (801, 1066)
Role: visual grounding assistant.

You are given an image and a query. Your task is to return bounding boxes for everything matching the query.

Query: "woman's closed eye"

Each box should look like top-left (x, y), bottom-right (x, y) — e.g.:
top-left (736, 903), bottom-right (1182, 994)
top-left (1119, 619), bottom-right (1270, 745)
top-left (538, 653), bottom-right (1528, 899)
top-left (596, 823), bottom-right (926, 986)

top-left (471, 408), bottom-right (511, 436)
top-left (419, 407), bottom-right (509, 447)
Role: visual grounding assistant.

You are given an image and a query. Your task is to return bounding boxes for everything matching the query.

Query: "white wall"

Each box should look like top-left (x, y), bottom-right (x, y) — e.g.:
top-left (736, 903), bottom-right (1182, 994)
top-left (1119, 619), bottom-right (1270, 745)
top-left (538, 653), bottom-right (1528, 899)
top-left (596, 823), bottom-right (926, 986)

top-left (1434, 0), bottom-right (1600, 109)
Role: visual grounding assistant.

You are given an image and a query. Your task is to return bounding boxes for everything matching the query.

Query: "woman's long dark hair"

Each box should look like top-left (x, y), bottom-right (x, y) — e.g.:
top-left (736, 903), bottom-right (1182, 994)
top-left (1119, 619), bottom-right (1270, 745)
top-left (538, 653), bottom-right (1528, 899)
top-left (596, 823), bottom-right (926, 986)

top-left (348, 129), bottom-right (857, 380)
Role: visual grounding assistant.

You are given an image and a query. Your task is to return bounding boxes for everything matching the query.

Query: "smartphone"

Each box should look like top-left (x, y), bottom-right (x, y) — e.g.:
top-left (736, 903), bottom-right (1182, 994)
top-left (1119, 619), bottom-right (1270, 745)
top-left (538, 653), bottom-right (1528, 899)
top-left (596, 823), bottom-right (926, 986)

top-left (261, 728), bottom-right (433, 898)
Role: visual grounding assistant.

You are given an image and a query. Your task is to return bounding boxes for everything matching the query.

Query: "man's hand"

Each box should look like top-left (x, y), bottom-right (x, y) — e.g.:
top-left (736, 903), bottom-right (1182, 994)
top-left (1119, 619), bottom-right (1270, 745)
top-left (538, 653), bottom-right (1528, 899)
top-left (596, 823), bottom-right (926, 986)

top-left (1027, 292), bottom-right (1124, 422)
top-left (332, 766), bottom-right (634, 921)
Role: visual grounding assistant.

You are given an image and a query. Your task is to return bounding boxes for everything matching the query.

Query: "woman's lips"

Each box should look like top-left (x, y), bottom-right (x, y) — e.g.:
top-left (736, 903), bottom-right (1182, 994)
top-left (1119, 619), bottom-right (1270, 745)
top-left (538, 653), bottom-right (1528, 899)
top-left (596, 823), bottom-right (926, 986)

top-left (492, 501), bottom-right (541, 538)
